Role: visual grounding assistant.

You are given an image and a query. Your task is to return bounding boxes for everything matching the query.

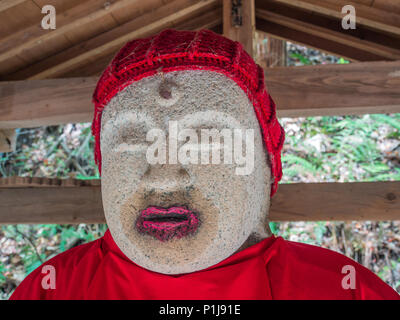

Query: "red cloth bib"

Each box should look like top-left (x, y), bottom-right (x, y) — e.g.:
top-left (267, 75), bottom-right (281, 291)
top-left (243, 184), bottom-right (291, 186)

top-left (10, 229), bottom-right (399, 300)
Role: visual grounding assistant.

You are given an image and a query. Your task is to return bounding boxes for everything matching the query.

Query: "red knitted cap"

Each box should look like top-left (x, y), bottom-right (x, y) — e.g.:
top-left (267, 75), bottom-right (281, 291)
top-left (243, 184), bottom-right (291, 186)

top-left (92, 29), bottom-right (285, 197)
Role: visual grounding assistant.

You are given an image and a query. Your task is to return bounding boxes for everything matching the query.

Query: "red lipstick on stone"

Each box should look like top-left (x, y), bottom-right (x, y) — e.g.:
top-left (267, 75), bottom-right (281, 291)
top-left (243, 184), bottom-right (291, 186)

top-left (135, 206), bottom-right (199, 241)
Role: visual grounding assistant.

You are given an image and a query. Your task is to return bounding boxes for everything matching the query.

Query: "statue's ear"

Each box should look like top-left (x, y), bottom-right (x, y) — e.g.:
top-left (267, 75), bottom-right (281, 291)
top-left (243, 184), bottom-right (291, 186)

top-left (255, 161), bottom-right (273, 237)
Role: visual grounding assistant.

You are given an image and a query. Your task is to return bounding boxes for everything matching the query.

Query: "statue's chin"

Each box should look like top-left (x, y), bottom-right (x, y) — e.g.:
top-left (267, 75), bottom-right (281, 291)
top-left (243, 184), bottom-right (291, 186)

top-left (119, 227), bottom-right (254, 275)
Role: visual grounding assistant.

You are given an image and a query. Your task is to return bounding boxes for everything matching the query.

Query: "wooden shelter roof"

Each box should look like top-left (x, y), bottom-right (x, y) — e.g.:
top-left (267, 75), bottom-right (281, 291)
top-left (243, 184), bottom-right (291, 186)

top-left (0, 0), bottom-right (399, 81)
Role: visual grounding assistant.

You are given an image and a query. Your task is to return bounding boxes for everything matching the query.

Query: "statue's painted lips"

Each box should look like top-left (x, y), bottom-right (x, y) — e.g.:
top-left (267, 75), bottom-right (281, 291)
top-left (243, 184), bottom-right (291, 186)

top-left (135, 206), bottom-right (200, 241)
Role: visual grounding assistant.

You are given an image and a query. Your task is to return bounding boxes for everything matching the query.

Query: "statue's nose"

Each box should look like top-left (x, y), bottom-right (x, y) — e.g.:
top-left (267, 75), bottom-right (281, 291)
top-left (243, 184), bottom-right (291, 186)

top-left (142, 164), bottom-right (191, 191)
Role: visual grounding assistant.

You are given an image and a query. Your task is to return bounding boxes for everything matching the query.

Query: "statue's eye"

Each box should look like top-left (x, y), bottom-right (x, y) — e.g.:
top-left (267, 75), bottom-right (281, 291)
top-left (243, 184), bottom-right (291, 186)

top-left (119, 124), bottom-right (148, 144)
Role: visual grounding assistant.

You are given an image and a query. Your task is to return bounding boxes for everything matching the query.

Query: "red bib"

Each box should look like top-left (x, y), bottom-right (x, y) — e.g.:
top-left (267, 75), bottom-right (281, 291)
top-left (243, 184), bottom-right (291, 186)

top-left (10, 229), bottom-right (399, 300)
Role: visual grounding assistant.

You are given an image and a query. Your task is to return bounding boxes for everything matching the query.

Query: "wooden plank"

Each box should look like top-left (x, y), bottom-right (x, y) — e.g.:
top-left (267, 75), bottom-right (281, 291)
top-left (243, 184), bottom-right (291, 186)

top-left (223, 0), bottom-right (255, 57)
top-left (256, 19), bottom-right (384, 62)
top-left (372, 0), bottom-right (400, 15)
top-left (0, 184), bottom-right (104, 224)
top-left (267, 0), bottom-right (400, 37)
top-left (270, 181), bottom-right (400, 221)
top-left (266, 60), bottom-right (400, 117)
top-left (256, 3), bottom-right (400, 60)
top-left (176, 6), bottom-right (222, 31)
top-left (5, 0), bottom-right (219, 80)
top-left (109, 0), bottom-right (174, 25)
top-left (0, 1), bottom-right (42, 40)
top-left (0, 0), bottom-right (26, 12)
top-left (0, 55), bottom-right (29, 77)
top-left (60, 8), bottom-right (222, 78)
top-left (0, 77), bottom-right (98, 128)
top-left (0, 178), bottom-right (398, 224)
top-left (0, 0), bottom-right (135, 65)
top-left (352, 0), bottom-right (373, 5)
top-left (0, 176), bottom-right (101, 188)
top-left (1, 60), bottom-right (400, 128)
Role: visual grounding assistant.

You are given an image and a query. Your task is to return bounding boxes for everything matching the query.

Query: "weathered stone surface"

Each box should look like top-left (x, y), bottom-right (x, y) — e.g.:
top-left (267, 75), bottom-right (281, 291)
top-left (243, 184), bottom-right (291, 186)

top-left (100, 70), bottom-right (272, 274)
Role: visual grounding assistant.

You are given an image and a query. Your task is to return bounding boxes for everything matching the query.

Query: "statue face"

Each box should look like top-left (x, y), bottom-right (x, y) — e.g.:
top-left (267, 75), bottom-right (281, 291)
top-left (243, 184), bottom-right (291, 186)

top-left (100, 70), bottom-right (272, 274)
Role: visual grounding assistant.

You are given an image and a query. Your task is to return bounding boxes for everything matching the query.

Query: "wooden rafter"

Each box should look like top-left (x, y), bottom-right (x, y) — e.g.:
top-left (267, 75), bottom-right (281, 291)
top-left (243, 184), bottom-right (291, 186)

top-left (0, 0), bottom-right (136, 65)
top-left (61, 9), bottom-right (222, 78)
top-left (256, 1), bottom-right (400, 61)
top-left (0, 178), bottom-right (398, 224)
top-left (1, 60), bottom-right (400, 129)
top-left (269, 0), bottom-right (400, 37)
top-left (3, 0), bottom-right (220, 80)
top-left (256, 19), bottom-right (384, 62)
top-left (0, 0), bottom-right (25, 12)
top-left (176, 6), bottom-right (222, 31)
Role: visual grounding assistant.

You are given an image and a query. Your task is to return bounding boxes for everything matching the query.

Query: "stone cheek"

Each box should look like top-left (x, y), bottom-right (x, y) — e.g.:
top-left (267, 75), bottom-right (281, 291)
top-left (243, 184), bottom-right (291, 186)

top-left (100, 70), bottom-right (272, 274)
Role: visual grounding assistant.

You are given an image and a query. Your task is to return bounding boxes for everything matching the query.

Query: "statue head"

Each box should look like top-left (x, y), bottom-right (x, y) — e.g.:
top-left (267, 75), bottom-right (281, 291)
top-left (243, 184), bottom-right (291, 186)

top-left (92, 29), bottom-right (284, 274)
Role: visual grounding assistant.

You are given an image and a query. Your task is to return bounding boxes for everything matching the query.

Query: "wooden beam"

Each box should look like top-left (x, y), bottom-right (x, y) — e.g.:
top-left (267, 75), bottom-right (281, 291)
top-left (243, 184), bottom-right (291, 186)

top-left (256, 3), bottom-right (400, 61)
top-left (372, 0), bottom-right (400, 15)
top-left (270, 181), bottom-right (400, 221)
top-left (266, 60), bottom-right (400, 117)
top-left (268, 0), bottom-right (400, 37)
top-left (256, 19), bottom-right (383, 62)
top-left (0, 178), bottom-right (398, 223)
top-left (60, 8), bottom-right (222, 78)
top-left (0, 176), bottom-right (101, 188)
top-left (0, 0), bottom-right (26, 12)
top-left (1, 60), bottom-right (400, 129)
top-left (0, 77), bottom-right (97, 128)
top-left (0, 178), bottom-right (103, 224)
top-left (0, 0), bottom-right (136, 65)
top-left (176, 6), bottom-right (222, 31)
top-left (223, 0), bottom-right (255, 57)
top-left (4, 0), bottom-right (219, 80)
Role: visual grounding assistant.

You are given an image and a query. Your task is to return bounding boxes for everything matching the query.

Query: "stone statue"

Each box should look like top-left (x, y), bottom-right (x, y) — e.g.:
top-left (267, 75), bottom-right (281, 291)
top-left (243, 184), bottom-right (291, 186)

top-left (92, 29), bottom-right (284, 275)
top-left (10, 29), bottom-right (398, 300)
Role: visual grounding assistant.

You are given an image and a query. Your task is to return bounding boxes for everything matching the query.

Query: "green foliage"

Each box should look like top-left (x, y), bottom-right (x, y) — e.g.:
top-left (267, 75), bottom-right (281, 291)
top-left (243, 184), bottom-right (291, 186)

top-left (289, 52), bottom-right (312, 65)
top-left (282, 154), bottom-right (318, 174)
top-left (314, 222), bottom-right (327, 245)
top-left (1, 224), bottom-right (107, 278)
top-left (370, 114), bottom-right (400, 131)
top-left (281, 113), bottom-right (400, 183)
top-left (338, 57), bottom-right (350, 64)
top-left (0, 263), bottom-right (6, 285)
top-left (269, 222), bottom-right (279, 235)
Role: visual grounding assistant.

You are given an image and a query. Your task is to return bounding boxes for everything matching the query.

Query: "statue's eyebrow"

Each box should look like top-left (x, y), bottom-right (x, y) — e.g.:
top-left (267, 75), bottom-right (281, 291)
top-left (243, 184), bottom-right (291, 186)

top-left (102, 111), bottom-right (154, 132)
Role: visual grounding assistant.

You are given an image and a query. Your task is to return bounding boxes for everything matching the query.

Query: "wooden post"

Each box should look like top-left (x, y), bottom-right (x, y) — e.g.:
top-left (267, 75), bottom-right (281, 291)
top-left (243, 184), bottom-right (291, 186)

top-left (223, 0), bottom-right (255, 57)
top-left (255, 32), bottom-right (287, 68)
top-left (0, 129), bottom-right (16, 153)
top-left (265, 36), bottom-right (287, 67)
